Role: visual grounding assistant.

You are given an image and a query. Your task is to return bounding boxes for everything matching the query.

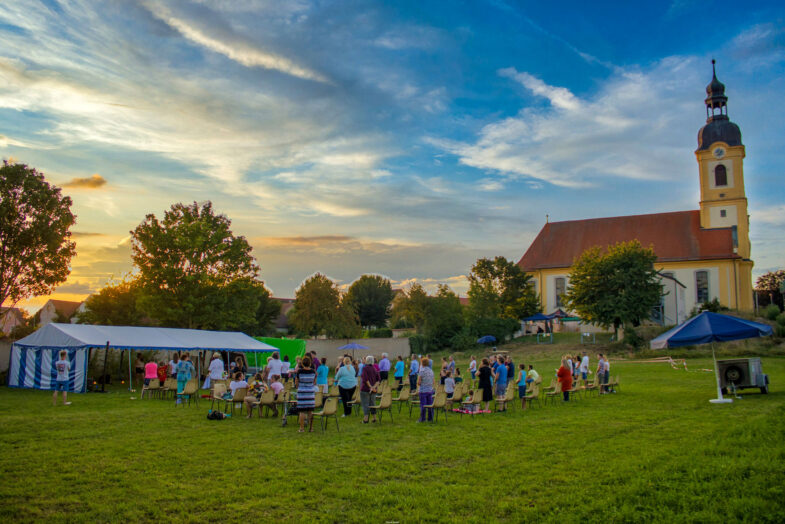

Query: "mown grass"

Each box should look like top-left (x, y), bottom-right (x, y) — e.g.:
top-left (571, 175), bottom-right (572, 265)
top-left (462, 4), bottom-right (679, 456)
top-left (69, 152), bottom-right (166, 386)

top-left (1, 348), bottom-right (784, 523)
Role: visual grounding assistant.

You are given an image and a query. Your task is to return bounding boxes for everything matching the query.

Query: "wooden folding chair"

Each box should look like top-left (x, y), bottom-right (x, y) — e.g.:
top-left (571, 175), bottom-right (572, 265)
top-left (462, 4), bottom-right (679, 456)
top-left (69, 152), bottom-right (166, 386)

top-left (423, 391), bottom-right (448, 424)
top-left (522, 385), bottom-right (540, 409)
top-left (314, 397), bottom-right (340, 432)
top-left (545, 382), bottom-right (562, 405)
top-left (372, 390), bottom-right (393, 424)
top-left (392, 386), bottom-right (410, 413)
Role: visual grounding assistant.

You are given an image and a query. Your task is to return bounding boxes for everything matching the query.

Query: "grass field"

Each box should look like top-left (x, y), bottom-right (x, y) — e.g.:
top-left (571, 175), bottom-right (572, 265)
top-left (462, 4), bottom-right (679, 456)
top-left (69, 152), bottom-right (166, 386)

top-left (2, 346), bottom-right (784, 523)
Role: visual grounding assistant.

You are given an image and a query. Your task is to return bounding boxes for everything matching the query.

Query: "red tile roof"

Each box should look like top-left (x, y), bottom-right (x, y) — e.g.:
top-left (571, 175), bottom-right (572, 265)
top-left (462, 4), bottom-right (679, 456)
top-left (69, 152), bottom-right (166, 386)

top-left (517, 210), bottom-right (739, 271)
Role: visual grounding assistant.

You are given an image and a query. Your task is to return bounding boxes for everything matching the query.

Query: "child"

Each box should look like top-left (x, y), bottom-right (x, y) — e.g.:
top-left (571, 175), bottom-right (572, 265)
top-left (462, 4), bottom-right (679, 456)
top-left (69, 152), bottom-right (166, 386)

top-left (245, 373), bottom-right (268, 418)
top-left (316, 359), bottom-right (329, 394)
top-left (444, 371), bottom-right (455, 399)
top-left (227, 372), bottom-right (248, 399)
top-left (517, 363), bottom-right (528, 409)
top-left (157, 361), bottom-right (168, 385)
top-left (53, 350), bottom-right (71, 406)
top-left (464, 390), bottom-right (476, 413)
top-left (269, 375), bottom-right (284, 416)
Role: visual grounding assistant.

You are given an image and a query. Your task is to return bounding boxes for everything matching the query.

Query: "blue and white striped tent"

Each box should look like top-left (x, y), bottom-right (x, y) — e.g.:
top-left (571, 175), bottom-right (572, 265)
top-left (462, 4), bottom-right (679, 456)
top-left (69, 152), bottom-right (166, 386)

top-left (8, 323), bottom-right (277, 393)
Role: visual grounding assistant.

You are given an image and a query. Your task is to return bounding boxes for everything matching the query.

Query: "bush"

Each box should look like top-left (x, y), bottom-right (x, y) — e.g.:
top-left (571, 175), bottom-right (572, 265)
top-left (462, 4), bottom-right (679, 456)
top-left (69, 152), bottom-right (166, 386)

top-left (368, 328), bottom-right (393, 338)
top-left (408, 334), bottom-right (429, 355)
top-left (775, 325), bottom-right (785, 338)
top-left (765, 304), bottom-right (781, 321)
top-left (468, 317), bottom-right (520, 343)
top-left (776, 313), bottom-right (785, 327)
top-left (622, 326), bottom-right (646, 350)
top-left (449, 330), bottom-right (476, 352)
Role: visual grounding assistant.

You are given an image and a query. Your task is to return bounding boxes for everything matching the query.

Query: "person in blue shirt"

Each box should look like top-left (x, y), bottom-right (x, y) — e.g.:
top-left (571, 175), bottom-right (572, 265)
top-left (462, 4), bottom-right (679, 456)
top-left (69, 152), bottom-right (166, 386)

top-left (494, 357), bottom-right (508, 411)
top-left (409, 356), bottom-right (420, 390)
top-left (316, 359), bottom-right (329, 394)
top-left (393, 355), bottom-right (405, 390)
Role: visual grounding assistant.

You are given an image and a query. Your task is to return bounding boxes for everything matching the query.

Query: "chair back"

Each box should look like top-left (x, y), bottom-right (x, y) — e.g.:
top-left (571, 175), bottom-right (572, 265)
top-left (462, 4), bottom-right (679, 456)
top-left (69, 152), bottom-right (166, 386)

top-left (472, 389), bottom-right (483, 403)
top-left (148, 379), bottom-right (160, 389)
top-left (397, 387), bottom-right (410, 401)
top-left (451, 383), bottom-right (462, 400)
top-left (259, 389), bottom-right (275, 405)
top-left (553, 382), bottom-right (562, 394)
top-left (279, 390), bottom-right (290, 404)
top-left (231, 387), bottom-right (247, 401)
top-left (212, 383), bottom-right (227, 399)
top-left (164, 377), bottom-right (177, 390)
top-left (314, 391), bottom-right (324, 408)
top-left (328, 384), bottom-right (339, 397)
top-left (378, 391), bottom-right (392, 409)
top-left (504, 386), bottom-right (515, 402)
top-left (322, 397), bottom-right (338, 415)
top-left (183, 379), bottom-right (198, 395)
top-left (431, 391), bottom-right (447, 408)
top-left (534, 375), bottom-right (542, 386)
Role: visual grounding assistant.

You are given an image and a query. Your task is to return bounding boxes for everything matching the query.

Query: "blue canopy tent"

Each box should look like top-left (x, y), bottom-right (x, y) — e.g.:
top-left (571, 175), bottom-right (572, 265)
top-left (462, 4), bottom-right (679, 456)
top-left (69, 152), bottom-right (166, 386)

top-left (650, 312), bottom-right (773, 403)
top-left (8, 323), bottom-right (277, 393)
top-left (523, 313), bottom-right (551, 322)
top-left (476, 335), bottom-right (496, 344)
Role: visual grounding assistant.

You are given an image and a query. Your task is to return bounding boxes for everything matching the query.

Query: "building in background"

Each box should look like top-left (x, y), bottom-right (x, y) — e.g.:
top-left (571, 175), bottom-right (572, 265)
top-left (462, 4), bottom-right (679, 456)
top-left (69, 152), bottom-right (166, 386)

top-left (518, 62), bottom-right (753, 326)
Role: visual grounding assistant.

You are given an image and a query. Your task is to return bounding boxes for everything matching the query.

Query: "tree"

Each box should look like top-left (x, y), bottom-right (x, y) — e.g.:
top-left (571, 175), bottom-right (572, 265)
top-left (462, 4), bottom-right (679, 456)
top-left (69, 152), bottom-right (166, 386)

top-left (0, 162), bottom-right (76, 308)
top-left (289, 273), bottom-right (360, 338)
top-left (390, 283), bottom-right (430, 334)
top-left (130, 201), bottom-right (276, 332)
top-left (345, 274), bottom-right (394, 328)
top-left (756, 270), bottom-right (785, 304)
top-left (467, 256), bottom-right (539, 320)
top-left (563, 240), bottom-right (662, 336)
top-left (77, 277), bottom-right (147, 326)
top-left (423, 284), bottom-right (464, 347)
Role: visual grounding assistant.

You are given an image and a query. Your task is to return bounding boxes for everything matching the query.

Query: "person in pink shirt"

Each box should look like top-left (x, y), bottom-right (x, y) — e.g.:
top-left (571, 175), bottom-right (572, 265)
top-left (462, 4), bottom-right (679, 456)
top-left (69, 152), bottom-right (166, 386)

top-left (144, 359), bottom-right (158, 386)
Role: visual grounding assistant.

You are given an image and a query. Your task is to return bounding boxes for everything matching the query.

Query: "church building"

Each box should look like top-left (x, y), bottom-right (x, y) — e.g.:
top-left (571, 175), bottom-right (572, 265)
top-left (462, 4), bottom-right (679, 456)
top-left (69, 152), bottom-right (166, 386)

top-left (517, 62), bottom-right (754, 325)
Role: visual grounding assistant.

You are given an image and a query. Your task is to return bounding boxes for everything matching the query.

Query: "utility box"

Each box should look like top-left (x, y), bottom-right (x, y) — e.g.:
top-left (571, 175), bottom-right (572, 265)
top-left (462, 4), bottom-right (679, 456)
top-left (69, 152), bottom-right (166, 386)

top-left (717, 357), bottom-right (769, 394)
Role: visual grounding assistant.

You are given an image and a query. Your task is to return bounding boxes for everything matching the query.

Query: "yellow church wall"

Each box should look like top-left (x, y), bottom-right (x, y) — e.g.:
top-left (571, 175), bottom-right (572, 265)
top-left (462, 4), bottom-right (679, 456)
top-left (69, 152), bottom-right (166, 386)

top-left (527, 256), bottom-right (753, 326)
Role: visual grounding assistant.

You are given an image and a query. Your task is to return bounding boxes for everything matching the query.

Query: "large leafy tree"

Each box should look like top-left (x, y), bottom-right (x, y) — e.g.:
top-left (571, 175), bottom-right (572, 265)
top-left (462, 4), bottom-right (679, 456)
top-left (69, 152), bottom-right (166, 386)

top-left (289, 273), bottom-right (360, 338)
top-left (467, 256), bottom-right (539, 320)
top-left (423, 284), bottom-right (464, 347)
top-left (390, 283), bottom-right (430, 333)
top-left (131, 201), bottom-right (277, 332)
top-left (563, 240), bottom-right (662, 336)
top-left (0, 162), bottom-right (76, 307)
top-left (345, 274), bottom-right (394, 328)
top-left (755, 270), bottom-right (785, 304)
top-left (77, 277), bottom-right (146, 326)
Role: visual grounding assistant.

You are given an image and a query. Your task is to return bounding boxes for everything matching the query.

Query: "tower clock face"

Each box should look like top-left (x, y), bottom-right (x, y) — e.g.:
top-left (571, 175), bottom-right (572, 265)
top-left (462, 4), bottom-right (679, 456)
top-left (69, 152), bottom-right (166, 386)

top-left (713, 147), bottom-right (726, 159)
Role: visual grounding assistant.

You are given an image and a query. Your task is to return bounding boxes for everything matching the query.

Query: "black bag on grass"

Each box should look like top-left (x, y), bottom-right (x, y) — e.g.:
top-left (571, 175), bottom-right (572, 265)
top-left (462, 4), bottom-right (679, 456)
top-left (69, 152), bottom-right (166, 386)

top-left (207, 410), bottom-right (226, 420)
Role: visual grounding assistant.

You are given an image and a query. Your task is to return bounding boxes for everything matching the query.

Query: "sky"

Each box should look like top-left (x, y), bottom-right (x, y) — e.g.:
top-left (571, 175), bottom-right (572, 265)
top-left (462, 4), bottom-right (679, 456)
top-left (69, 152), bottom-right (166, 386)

top-left (1, 0), bottom-right (784, 313)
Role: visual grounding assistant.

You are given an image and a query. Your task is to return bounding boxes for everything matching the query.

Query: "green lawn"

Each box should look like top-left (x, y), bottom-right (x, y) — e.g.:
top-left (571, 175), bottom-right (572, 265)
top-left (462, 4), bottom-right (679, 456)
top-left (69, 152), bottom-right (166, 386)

top-left (1, 349), bottom-right (784, 523)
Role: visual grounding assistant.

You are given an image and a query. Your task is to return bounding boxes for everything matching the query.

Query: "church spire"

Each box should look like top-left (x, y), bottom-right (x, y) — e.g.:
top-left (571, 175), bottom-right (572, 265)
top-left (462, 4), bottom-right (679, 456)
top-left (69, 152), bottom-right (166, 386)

top-left (705, 59), bottom-right (728, 122)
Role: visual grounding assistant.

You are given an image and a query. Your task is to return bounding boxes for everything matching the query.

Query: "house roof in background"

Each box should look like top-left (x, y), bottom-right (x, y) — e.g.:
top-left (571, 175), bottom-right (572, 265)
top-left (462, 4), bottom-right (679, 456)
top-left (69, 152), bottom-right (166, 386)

top-left (517, 210), bottom-right (739, 271)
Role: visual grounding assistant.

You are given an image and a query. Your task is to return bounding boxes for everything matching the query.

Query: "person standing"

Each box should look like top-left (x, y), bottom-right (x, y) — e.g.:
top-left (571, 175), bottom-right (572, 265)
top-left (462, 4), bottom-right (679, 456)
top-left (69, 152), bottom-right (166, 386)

top-left (444, 371), bottom-right (455, 400)
top-left (335, 357), bottom-right (357, 417)
top-left (53, 350), bottom-right (71, 406)
top-left (416, 356), bottom-right (435, 422)
top-left (505, 356), bottom-right (515, 385)
top-left (168, 353), bottom-right (179, 378)
top-left (378, 353), bottom-right (391, 381)
top-left (360, 355), bottom-right (380, 424)
top-left (439, 357), bottom-right (449, 385)
top-left (280, 355), bottom-right (290, 383)
top-left (409, 355), bottom-right (420, 390)
top-left (596, 354), bottom-right (606, 393)
top-left (316, 359), bottom-right (329, 394)
top-left (557, 358), bottom-right (572, 402)
top-left (204, 352), bottom-right (224, 390)
top-left (517, 364), bottom-right (528, 409)
top-left (447, 356), bottom-right (456, 375)
top-left (266, 352), bottom-right (283, 382)
top-left (176, 353), bottom-right (195, 403)
top-left (393, 356), bottom-right (405, 390)
top-left (468, 356), bottom-right (477, 382)
top-left (580, 351), bottom-right (590, 381)
top-left (295, 355), bottom-right (317, 432)
top-left (477, 358), bottom-right (493, 412)
top-left (134, 353), bottom-right (144, 391)
top-left (494, 358), bottom-right (508, 411)
top-left (603, 355), bottom-right (612, 393)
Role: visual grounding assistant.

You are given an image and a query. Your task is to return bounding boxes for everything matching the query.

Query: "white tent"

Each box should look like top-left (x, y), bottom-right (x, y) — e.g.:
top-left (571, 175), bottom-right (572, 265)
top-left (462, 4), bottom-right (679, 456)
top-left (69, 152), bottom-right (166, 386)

top-left (8, 323), bottom-right (277, 393)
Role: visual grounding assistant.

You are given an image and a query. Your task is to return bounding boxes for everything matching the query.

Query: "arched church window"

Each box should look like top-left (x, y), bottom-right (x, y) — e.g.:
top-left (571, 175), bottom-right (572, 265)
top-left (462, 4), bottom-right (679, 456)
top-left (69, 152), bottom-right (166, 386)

top-left (714, 165), bottom-right (727, 186)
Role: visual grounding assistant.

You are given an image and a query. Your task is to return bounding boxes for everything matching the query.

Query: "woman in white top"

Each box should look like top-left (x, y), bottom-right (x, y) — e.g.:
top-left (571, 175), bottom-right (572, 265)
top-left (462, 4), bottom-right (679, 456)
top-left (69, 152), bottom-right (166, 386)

top-left (229, 372), bottom-right (249, 396)
top-left (203, 352), bottom-right (225, 389)
top-left (266, 352), bottom-right (282, 381)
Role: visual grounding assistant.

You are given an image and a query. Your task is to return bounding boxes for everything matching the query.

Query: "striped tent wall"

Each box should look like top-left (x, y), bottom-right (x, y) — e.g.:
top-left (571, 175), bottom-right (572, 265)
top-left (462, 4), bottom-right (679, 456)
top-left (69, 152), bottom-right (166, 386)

top-left (7, 346), bottom-right (88, 393)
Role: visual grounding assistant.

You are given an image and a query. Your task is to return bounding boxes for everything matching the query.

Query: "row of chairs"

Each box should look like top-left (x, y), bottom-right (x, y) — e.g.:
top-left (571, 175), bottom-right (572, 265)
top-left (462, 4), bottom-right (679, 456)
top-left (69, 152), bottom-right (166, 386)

top-left (141, 377), bottom-right (200, 406)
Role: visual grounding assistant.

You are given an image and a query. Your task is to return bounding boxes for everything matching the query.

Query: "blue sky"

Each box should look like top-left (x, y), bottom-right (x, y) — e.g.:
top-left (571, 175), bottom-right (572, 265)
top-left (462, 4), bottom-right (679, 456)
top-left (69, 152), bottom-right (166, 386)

top-left (1, 0), bottom-right (784, 310)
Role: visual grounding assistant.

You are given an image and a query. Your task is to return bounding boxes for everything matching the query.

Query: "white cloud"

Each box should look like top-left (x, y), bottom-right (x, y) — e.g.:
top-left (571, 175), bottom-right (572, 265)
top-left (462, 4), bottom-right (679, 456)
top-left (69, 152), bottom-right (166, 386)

top-left (431, 57), bottom-right (704, 188)
top-left (751, 205), bottom-right (785, 226)
top-left (143, 2), bottom-right (329, 83)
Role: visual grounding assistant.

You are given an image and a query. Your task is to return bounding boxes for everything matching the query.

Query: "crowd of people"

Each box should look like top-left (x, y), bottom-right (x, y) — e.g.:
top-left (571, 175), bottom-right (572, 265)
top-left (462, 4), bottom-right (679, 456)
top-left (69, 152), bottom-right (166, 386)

top-left (130, 347), bottom-right (615, 421)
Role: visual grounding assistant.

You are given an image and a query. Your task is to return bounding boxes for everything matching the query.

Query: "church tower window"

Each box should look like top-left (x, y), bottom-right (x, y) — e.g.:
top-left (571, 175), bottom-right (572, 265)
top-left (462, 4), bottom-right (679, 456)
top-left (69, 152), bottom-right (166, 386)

top-left (714, 165), bottom-right (727, 186)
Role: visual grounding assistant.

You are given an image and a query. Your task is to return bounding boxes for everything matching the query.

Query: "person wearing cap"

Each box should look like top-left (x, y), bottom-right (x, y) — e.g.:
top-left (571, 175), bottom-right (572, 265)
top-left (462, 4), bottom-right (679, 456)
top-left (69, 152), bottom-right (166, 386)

top-left (203, 352), bottom-right (224, 389)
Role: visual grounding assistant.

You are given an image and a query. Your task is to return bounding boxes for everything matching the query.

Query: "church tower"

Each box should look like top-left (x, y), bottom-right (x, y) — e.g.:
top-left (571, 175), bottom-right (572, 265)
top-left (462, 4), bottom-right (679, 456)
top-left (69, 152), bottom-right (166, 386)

top-left (696, 60), bottom-right (749, 257)
top-left (695, 60), bottom-right (753, 309)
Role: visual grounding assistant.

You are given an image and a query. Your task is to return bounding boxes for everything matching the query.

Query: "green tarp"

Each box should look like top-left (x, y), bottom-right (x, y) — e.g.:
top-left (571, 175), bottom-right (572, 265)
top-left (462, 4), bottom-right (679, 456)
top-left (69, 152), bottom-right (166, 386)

top-left (249, 337), bottom-right (307, 368)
